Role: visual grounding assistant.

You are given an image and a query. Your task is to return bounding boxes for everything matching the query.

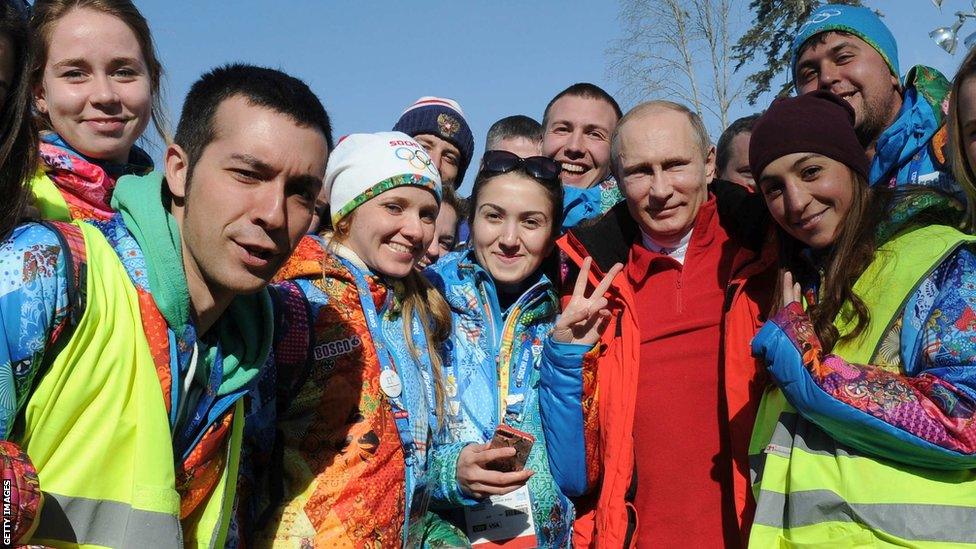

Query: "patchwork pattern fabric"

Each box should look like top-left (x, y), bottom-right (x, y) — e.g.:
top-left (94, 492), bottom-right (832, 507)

top-left (561, 173), bottom-right (624, 232)
top-left (870, 66), bottom-right (957, 196)
top-left (0, 217), bottom-right (238, 531)
top-left (255, 252), bottom-right (416, 548)
top-left (87, 216), bottom-right (238, 518)
top-left (0, 440), bottom-right (40, 544)
top-left (769, 241), bottom-right (976, 455)
top-left (37, 139), bottom-right (152, 222)
top-left (0, 224), bottom-right (73, 439)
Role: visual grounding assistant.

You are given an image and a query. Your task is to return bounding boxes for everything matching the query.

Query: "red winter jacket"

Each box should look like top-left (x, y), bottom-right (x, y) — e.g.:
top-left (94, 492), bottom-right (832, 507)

top-left (556, 183), bottom-right (775, 548)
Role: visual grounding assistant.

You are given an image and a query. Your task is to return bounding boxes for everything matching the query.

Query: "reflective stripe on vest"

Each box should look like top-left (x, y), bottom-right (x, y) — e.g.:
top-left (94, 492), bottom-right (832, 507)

top-left (749, 225), bottom-right (976, 548)
top-left (23, 221), bottom-right (235, 548)
top-left (33, 492), bottom-right (181, 547)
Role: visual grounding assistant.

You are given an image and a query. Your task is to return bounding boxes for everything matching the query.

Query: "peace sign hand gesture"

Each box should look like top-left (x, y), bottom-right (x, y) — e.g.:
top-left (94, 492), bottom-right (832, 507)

top-left (779, 269), bottom-right (802, 310)
top-left (552, 257), bottom-right (623, 346)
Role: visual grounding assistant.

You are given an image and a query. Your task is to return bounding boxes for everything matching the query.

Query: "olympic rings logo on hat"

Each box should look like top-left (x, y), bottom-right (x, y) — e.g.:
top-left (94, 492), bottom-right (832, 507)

top-left (798, 8), bottom-right (842, 34)
top-left (395, 146), bottom-right (438, 176)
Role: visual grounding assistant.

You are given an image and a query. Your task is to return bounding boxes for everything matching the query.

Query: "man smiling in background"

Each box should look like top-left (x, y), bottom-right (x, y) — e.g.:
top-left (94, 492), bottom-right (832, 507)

top-left (542, 83), bottom-right (624, 231)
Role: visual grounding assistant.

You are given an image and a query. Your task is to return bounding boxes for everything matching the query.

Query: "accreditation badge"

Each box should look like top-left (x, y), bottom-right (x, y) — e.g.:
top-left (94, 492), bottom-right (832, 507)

top-left (463, 485), bottom-right (537, 548)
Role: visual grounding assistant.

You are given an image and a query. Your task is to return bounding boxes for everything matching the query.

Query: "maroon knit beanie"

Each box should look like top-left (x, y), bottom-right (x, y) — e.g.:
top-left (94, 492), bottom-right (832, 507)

top-left (749, 90), bottom-right (869, 182)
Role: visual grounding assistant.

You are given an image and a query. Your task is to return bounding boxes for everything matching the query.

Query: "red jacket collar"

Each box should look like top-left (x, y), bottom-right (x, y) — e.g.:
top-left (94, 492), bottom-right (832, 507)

top-left (626, 196), bottom-right (718, 284)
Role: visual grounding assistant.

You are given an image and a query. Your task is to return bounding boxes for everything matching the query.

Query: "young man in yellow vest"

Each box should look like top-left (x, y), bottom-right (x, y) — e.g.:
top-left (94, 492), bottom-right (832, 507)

top-left (0, 63), bottom-right (331, 548)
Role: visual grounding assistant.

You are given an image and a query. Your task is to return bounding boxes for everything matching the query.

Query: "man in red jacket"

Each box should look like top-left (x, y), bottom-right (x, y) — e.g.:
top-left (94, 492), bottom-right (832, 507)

top-left (558, 101), bottom-right (775, 547)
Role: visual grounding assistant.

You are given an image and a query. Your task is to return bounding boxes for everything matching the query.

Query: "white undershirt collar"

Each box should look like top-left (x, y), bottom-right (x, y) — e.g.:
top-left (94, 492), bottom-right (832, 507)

top-left (640, 228), bottom-right (693, 265)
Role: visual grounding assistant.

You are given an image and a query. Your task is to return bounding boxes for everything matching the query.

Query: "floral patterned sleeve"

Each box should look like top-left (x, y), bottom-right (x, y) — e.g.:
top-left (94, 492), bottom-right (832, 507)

top-left (752, 247), bottom-right (976, 468)
top-left (0, 223), bottom-right (72, 439)
top-left (580, 345), bottom-right (602, 490)
top-left (0, 222), bottom-right (72, 543)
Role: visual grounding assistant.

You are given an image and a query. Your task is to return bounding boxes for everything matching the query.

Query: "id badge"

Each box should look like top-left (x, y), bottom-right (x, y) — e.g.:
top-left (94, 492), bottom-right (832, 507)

top-left (405, 482), bottom-right (432, 547)
top-left (463, 485), bottom-right (537, 548)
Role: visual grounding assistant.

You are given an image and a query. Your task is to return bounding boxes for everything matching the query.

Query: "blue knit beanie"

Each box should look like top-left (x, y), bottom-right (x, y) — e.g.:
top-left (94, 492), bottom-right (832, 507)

top-left (392, 96), bottom-right (474, 185)
top-left (791, 4), bottom-right (899, 89)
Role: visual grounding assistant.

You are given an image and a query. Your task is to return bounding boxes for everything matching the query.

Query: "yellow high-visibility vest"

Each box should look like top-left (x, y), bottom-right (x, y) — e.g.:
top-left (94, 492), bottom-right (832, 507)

top-left (749, 224), bottom-right (976, 548)
top-left (22, 221), bottom-right (242, 548)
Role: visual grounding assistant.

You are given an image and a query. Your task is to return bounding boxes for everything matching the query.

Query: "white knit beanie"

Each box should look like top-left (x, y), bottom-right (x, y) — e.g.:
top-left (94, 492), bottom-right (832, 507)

top-left (324, 131), bottom-right (442, 225)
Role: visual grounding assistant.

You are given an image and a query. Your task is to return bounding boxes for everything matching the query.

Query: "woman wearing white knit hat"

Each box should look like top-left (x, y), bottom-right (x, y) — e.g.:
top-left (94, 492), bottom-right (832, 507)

top-left (252, 131), bottom-right (452, 547)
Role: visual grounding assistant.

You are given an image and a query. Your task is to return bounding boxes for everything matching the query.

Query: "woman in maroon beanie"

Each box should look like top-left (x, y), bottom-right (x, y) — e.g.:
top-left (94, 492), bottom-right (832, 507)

top-left (745, 90), bottom-right (976, 547)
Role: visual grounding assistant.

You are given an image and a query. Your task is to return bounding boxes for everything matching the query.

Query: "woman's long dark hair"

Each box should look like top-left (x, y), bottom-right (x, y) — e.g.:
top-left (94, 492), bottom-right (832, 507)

top-left (0, 0), bottom-right (37, 241)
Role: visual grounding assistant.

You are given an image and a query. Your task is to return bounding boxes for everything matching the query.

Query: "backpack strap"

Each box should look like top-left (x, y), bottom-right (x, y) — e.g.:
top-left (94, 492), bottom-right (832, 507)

top-left (270, 280), bottom-right (314, 408)
top-left (255, 280), bottom-right (314, 530)
top-left (43, 221), bottom-right (87, 345)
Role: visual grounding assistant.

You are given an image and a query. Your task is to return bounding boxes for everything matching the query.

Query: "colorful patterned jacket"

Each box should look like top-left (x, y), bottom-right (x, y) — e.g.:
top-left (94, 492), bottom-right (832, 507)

top-left (753, 191), bottom-right (976, 466)
top-left (871, 66), bottom-right (957, 197)
top-left (422, 249), bottom-right (592, 548)
top-left (244, 236), bottom-right (437, 548)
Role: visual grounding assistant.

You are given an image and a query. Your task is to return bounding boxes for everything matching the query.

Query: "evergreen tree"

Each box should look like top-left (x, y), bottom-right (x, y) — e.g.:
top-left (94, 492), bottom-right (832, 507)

top-left (733, 0), bottom-right (871, 104)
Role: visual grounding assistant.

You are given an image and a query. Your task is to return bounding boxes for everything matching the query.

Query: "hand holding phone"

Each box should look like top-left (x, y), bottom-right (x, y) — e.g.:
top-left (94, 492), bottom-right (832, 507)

top-left (455, 427), bottom-right (536, 499)
top-left (486, 424), bottom-right (535, 473)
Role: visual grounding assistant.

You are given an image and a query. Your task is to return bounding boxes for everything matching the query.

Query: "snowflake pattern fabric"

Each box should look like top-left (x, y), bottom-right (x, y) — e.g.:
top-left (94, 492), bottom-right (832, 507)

top-left (768, 241), bottom-right (976, 456)
top-left (424, 250), bottom-right (575, 548)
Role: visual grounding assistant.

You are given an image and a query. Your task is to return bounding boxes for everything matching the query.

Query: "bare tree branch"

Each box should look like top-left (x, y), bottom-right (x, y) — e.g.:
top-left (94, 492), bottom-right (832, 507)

top-left (608, 0), bottom-right (749, 135)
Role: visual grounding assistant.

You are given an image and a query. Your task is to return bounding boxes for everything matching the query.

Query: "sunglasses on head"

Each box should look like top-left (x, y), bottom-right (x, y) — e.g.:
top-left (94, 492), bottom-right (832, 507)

top-left (479, 150), bottom-right (561, 183)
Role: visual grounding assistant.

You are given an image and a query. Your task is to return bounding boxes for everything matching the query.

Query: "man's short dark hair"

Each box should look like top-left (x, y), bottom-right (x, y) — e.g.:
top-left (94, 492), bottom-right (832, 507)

top-left (485, 115), bottom-right (542, 150)
top-left (174, 64), bottom-right (334, 172)
top-left (716, 113), bottom-right (761, 172)
top-left (542, 83), bottom-right (622, 129)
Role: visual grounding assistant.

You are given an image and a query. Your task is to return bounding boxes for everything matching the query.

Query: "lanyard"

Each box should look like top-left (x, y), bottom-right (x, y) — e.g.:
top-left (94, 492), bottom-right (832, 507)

top-left (341, 258), bottom-right (436, 542)
top-left (908, 150), bottom-right (924, 185)
top-left (173, 336), bottom-right (224, 459)
top-left (340, 257), bottom-right (427, 465)
top-left (501, 328), bottom-right (543, 424)
top-left (494, 282), bottom-right (548, 424)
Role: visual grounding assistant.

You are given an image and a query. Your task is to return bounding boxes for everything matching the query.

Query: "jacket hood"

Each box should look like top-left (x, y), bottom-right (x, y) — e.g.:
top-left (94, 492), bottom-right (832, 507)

top-left (426, 249), bottom-right (556, 321)
top-left (877, 188), bottom-right (966, 245)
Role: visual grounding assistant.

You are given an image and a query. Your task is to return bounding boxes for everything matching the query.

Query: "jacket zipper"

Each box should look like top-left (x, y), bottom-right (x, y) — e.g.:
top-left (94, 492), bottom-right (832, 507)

top-left (675, 269), bottom-right (683, 313)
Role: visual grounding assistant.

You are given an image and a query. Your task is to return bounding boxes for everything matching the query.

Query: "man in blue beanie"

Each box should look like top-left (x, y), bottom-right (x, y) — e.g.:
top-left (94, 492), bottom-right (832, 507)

top-left (792, 3), bottom-right (956, 196)
top-left (393, 96), bottom-right (474, 190)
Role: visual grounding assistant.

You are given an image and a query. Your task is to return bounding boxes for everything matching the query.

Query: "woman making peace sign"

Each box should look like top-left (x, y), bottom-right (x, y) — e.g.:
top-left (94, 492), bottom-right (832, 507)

top-left (423, 150), bottom-right (621, 548)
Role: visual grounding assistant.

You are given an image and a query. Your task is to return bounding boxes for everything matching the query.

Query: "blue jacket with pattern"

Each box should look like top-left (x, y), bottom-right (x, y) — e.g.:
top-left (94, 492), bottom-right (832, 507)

top-left (423, 249), bottom-right (589, 548)
top-left (871, 66), bottom-right (956, 197)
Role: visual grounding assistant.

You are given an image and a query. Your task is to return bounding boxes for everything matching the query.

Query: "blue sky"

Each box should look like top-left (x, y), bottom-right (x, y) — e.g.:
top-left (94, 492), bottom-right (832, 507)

top-left (137, 1), bottom-right (961, 192)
